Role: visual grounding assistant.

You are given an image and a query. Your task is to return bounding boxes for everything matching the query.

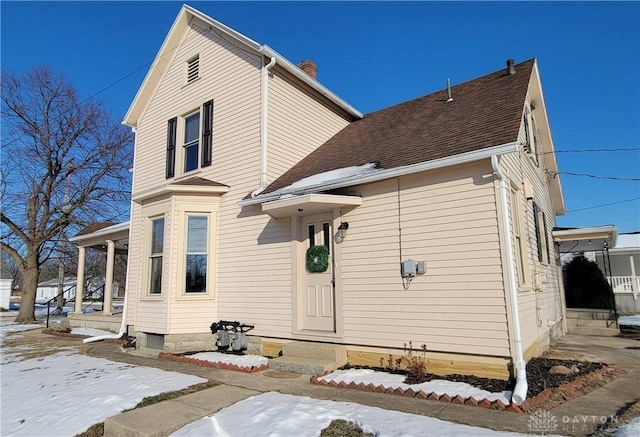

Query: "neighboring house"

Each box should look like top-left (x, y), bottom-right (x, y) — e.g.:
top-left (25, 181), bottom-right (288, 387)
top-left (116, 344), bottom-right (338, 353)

top-left (0, 277), bottom-right (12, 310)
top-left (36, 277), bottom-right (77, 303)
top-left (595, 233), bottom-right (639, 313)
top-left (86, 5), bottom-right (568, 381)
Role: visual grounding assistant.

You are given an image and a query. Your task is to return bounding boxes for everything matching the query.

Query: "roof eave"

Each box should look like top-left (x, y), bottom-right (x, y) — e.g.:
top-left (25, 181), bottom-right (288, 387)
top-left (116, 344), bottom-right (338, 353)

top-left (240, 141), bottom-right (519, 207)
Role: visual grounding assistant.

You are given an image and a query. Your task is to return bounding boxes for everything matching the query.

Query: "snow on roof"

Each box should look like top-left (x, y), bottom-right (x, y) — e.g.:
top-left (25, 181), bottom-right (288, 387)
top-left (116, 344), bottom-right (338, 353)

top-left (270, 163), bottom-right (379, 197)
top-left (615, 233), bottom-right (640, 249)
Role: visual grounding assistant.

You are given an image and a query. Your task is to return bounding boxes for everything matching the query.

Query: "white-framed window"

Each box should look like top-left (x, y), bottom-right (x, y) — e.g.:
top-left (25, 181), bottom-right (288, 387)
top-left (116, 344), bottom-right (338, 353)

top-left (166, 100), bottom-right (213, 179)
top-left (510, 187), bottom-right (529, 286)
top-left (186, 55), bottom-right (199, 84)
top-left (533, 202), bottom-right (550, 264)
top-left (523, 108), bottom-right (539, 166)
top-left (149, 216), bottom-right (165, 294)
top-left (185, 215), bottom-right (208, 293)
top-left (183, 111), bottom-right (200, 173)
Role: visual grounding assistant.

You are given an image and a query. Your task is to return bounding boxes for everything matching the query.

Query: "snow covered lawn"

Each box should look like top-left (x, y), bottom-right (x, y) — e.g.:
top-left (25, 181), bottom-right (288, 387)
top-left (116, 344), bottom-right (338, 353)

top-left (318, 368), bottom-right (513, 405)
top-left (0, 323), bottom-right (206, 437)
top-left (172, 392), bottom-right (530, 437)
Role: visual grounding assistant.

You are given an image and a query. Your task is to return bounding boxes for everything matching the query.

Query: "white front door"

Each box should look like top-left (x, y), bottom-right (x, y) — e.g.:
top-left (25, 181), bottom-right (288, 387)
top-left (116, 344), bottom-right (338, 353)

top-left (300, 213), bottom-right (335, 332)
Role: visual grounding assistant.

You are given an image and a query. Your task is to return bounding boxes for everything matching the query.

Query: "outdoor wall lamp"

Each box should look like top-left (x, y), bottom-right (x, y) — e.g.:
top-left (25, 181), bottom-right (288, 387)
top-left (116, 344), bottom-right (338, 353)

top-left (337, 222), bottom-right (349, 241)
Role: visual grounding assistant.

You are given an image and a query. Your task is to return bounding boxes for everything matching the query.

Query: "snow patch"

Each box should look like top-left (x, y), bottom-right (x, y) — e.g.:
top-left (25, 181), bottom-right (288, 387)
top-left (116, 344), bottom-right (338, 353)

top-left (272, 163), bottom-right (379, 196)
top-left (618, 314), bottom-right (640, 327)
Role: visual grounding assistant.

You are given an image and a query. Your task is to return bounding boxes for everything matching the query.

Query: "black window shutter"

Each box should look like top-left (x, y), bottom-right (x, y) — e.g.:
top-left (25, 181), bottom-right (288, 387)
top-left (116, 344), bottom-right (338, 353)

top-left (201, 100), bottom-right (213, 167)
top-left (166, 118), bottom-right (177, 178)
top-left (542, 211), bottom-right (550, 263)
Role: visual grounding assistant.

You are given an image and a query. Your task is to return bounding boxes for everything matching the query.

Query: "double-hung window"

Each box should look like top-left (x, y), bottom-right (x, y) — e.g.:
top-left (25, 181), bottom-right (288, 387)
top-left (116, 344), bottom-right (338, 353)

top-left (510, 187), bottom-right (528, 285)
top-left (149, 217), bottom-right (165, 294)
top-left (184, 112), bottom-right (200, 173)
top-left (166, 100), bottom-right (213, 178)
top-left (185, 215), bottom-right (208, 293)
top-left (533, 202), bottom-right (550, 264)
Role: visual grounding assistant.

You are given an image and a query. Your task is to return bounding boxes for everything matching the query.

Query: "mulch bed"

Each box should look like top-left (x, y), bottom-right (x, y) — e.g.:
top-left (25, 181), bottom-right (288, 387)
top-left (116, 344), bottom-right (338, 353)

top-left (312, 357), bottom-right (622, 414)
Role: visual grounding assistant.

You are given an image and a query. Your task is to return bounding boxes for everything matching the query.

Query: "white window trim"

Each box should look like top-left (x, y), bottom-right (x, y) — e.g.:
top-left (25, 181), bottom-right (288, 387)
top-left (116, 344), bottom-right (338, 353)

top-left (175, 108), bottom-right (202, 177)
top-left (183, 213), bottom-right (210, 295)
top-left (510, 184), bottom-right (531, 288)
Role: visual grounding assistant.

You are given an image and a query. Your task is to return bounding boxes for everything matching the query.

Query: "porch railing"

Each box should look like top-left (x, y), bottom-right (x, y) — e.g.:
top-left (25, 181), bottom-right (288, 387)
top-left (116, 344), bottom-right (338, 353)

top-left (607, 276), bottom-right (639, 300)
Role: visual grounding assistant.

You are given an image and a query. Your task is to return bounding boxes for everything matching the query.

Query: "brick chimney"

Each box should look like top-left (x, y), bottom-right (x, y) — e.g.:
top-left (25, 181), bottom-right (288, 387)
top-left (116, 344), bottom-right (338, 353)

top-left (298, 60), bottom-right (317, 80)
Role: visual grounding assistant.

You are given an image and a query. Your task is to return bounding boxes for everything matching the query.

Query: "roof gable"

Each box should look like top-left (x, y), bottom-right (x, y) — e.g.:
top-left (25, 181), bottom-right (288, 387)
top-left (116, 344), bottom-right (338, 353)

top-left (263, 59), bottom-right (535, 195)
top-left (123, 5), bottom-right (361, 127)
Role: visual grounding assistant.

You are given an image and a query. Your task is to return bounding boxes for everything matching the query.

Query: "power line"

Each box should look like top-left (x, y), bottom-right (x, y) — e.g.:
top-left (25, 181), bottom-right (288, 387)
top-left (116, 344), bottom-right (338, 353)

top-left (566, 197), bottom-right (640, 213)
top-left (552, 148), bottom-right (640, 154)
top-left (559, 172), bottom-right (640, 182)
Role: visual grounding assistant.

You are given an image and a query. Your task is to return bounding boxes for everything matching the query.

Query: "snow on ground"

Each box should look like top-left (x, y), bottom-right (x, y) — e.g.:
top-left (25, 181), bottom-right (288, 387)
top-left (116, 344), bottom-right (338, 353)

top-left (615, 417), bottom-right (640, 437)
top-left (172, 392), bottom-right (538, 437)
top-left (0, 321), bottom-right (206, 437)
top-left (319, 368), bottom-right (513, 404)
top-left (618, 314), bottom-right (640, 327)
top-left (189, 351), bottom-right (269, 368)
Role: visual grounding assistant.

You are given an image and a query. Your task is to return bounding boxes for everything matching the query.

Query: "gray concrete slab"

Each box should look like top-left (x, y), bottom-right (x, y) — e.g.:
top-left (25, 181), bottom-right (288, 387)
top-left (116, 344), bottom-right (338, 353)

top-left (104, 385), bottom-right (259, 437)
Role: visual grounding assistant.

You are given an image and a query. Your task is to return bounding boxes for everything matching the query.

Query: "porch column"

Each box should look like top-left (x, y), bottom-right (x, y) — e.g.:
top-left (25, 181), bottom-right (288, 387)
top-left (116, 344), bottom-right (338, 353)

top-left (103, 239), bottom-right (115, 316)
top-left (631, 255), bottom-right (638, 301)
top-left (74, 246), bottom-right (86, 315)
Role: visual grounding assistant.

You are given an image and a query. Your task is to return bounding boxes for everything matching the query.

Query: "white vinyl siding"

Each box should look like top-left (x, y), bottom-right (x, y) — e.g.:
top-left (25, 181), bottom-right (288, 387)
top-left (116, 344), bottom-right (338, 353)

top-left (339, 162), bottom-right (510, 357)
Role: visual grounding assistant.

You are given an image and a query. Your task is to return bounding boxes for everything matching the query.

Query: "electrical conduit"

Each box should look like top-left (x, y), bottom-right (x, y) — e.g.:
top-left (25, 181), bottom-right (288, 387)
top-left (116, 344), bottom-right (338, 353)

top-left (491, 154), bottom-right (528, 405)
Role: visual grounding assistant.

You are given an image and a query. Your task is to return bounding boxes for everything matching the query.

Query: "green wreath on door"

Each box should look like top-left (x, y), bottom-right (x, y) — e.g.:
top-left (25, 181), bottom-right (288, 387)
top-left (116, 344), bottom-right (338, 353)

top-left (306, 245), bottom-right (329, 273)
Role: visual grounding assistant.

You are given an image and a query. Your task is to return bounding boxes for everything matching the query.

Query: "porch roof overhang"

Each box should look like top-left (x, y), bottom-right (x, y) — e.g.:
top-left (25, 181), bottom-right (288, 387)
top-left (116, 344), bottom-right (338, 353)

top-left (262, 194), bottom-right (362, 219)
top-left (69, 221), bottom-right (130, 252)
top-left (552, 225), bottom-right (619, 253)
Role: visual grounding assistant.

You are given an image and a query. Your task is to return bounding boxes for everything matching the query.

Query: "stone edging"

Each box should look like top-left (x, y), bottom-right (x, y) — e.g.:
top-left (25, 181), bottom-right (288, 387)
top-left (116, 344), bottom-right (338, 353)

top-left (310, 365), bottom-right (620, 414)
top-left (158, 352), bottom-right (268, 373)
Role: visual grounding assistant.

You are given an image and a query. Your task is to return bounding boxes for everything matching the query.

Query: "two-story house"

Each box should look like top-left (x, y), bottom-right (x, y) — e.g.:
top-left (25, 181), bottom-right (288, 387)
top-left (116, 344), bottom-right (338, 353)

top-left (71, 5), bottom-right (566, 402)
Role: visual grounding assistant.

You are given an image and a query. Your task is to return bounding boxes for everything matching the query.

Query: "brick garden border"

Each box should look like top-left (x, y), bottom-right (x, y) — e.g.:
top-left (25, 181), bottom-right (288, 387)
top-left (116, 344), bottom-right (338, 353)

top-left (158, 352), bottom-right (268, 373)
top-left (310, 365), bottom-right (621, 414)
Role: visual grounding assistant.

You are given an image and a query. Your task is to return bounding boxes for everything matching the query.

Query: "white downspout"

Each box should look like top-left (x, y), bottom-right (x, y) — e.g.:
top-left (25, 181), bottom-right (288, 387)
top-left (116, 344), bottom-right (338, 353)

top-left (84, 127), bottom-right (137, 343)
top-left (491, 154), bottom-right (528, 405)
top-left (251, 55), bottom-right (277, 197)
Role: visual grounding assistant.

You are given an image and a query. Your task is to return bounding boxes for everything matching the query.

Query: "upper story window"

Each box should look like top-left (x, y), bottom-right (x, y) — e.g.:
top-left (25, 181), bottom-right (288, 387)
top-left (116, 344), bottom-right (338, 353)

top-left (523, 108), bottom-right (540, 166)
top-left (184, 112), bottom-right (200, 172)
top-left (510, 186), bottom-right (529, 286)
top-left (186, 55), bottom-right (199, 84)
top-left (166, 100), bottom-right (213, 178)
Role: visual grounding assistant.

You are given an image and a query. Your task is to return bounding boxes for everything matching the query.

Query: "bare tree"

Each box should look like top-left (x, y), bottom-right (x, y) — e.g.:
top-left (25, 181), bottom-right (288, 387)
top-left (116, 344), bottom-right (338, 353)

top-left (1, 66), bottom-right (132, 323)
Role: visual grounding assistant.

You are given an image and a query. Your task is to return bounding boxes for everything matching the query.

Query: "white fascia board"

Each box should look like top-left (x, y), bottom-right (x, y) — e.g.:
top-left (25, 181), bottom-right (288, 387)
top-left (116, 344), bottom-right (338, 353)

top-left (552, 226), bottom-right (619, 246)
top-left (69, 222), bottom-right (131, 243)
top-left (260, 45), bottom-right (363, 119)
top-left (132, 184), bottom-right (230, 204)
top-left (240, 142), bottom-right (518, 207)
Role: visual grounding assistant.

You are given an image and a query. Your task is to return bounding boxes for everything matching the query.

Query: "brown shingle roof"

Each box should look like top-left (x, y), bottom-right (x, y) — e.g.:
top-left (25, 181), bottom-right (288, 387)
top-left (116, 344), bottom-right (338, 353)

top-left (170, 177), bottom-right (228, 187)
top-left (263, 59), bottom-right (535, 194)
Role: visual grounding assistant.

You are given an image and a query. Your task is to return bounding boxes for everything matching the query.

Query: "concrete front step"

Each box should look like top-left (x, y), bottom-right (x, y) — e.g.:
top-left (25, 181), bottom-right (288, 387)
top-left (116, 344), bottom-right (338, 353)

top-left (281, 341), bottom-right (347, 363)
top-left (567, 318), bottom-right (618, 329)
top-left (567, 326), bottom-right (620, 337)
top-left (268, 356), bottom-right (339, 375)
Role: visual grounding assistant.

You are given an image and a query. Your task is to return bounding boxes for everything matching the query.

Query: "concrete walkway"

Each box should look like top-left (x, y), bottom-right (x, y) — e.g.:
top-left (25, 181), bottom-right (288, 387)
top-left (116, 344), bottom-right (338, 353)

top-left (66, 333), bottom-right (638, 436)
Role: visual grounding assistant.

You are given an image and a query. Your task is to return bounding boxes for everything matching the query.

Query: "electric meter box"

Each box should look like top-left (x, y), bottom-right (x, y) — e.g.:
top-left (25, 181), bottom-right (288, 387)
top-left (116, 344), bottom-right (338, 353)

top-left (401, 260), bottom-right (417, 278)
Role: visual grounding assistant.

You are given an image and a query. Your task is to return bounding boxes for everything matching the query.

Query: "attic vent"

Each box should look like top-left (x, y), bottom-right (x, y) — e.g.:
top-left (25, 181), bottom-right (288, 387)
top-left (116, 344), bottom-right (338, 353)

top-left (187, 55), bottom-right (200, 83)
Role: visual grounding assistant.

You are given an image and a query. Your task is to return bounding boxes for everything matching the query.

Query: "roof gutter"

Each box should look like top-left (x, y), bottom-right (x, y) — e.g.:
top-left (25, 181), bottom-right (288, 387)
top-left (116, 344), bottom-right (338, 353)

top-left (491, 154), bottom-right (527, 406)
top-left (240, 142), bottom-right (518, 207)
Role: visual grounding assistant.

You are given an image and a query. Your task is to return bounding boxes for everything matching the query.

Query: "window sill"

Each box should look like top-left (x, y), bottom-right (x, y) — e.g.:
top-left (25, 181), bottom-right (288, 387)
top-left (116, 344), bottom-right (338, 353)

top-left (518, 285), bottom-right (534, 293)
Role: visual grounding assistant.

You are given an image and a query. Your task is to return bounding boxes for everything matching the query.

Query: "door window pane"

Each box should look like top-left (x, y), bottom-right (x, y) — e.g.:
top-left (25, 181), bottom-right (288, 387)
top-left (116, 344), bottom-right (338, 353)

top-left (308, 224), bottom-right (315, 247)
top-left (322, 222), bottom-right (330, 255)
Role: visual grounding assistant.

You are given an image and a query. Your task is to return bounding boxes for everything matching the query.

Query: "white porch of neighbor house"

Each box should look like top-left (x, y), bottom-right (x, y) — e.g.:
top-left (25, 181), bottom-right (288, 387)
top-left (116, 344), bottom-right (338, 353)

top-left (67, 222), bottom-right (129, 331)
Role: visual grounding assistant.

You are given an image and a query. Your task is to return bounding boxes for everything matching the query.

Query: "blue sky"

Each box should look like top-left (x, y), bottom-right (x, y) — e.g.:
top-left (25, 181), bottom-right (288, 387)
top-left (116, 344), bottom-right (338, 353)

top-left (2, 1), bottom-right (639, 233)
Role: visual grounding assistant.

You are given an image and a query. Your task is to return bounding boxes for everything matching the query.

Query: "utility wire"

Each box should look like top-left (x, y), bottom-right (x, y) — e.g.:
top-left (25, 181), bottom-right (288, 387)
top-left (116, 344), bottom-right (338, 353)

top-left (566, 197), bottom-right (640, 213)
top-left (551, 148), bottom-right (640, 154)
top-left (559, 172), bottom-right (640, 182)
